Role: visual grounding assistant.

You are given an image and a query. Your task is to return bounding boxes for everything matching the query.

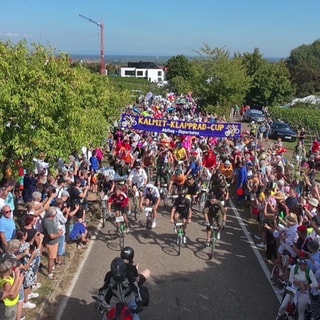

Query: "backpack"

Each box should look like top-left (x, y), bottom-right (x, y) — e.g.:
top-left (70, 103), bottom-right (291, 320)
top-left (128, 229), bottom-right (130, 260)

top-left (106, 275), bottom-right (136, 305)
top-left (293, 264), bottom-right (311, 283)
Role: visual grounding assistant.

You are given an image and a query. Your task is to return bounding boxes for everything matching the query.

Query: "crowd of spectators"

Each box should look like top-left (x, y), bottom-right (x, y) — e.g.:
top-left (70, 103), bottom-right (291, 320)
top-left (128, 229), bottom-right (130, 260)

top-left (0, 150), bottom-right (98, 319)
top-left (1, 91), bottom-right (320, 319)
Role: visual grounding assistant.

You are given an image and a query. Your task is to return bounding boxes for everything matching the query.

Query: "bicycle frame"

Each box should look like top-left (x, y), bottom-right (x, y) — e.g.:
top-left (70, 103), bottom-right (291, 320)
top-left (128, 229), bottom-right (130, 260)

top-left (143, 207), bottom-right (153, 238)
top-left (159, 183), bottom-right (170, 206)
top-left (129, 187), bottom-right (140, 220)
top-left (115, 215), bottom-right (126, 250)
top-left (198, 187), bottom-right (209, 210)
top-left (100, 193), bottom-right (109, 228)
top-left (175, 222), bottom-right (184, 255)
top-left (209, 224), bottom-right (219, 260)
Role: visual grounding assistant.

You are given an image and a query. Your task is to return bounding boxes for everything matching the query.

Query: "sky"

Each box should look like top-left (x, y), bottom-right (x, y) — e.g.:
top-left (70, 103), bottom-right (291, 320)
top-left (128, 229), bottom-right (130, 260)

top-left (0, 0), bottom-right (319, 59)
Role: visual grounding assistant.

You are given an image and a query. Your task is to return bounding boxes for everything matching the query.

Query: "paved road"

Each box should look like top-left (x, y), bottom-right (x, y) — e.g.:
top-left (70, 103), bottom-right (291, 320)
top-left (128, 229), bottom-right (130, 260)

top-left (57, 199), bottom-right (280, 320)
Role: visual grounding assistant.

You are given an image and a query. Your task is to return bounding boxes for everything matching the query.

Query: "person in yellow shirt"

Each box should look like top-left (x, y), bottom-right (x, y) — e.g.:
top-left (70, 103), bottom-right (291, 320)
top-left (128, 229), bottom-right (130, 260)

top-left (0, 258), bottom-right (24, 320)
top-left (172, 143), bottom-right (187, 166)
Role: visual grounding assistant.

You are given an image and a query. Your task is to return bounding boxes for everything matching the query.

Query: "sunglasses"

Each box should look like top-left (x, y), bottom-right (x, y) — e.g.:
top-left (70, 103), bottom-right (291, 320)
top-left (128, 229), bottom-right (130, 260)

top-left (3, 210), bottom-right (12, 214)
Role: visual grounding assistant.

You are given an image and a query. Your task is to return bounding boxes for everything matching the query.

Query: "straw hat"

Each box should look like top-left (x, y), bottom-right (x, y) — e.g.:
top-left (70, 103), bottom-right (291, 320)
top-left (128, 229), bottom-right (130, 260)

top-left (284, 213), bottom-right (298, 226)
top-left (308, 198), bottom-right (319, 208)
top-left (273, 191), bottom-right (286, 200)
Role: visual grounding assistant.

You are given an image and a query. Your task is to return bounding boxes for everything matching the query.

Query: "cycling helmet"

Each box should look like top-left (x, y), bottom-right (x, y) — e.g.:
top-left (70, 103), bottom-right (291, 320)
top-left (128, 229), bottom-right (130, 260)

top-left (110, 257), bottom-right (127, 280)
top-left (121, 246), bottom-right (134, 262)
top-left (175, 169), bottom-right (182, 175)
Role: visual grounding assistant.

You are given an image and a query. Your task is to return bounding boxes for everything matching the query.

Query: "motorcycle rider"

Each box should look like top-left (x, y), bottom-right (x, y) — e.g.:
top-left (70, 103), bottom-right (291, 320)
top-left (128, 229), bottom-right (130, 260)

top-left (120, 246), bottom-right (150, 287)
top-left (97, 257), bottom-right (141, 320)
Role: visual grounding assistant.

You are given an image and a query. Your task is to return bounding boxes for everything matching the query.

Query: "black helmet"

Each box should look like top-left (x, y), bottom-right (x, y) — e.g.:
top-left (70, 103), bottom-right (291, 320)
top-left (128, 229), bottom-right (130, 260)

top-left (110, 257), bottom-right (127, 280)
top-left (121, 246), bottom-right (134, 262)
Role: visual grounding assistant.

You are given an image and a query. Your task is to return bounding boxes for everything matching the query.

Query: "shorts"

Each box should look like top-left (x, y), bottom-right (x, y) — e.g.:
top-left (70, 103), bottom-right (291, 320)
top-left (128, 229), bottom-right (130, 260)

top-left (45, 242), bottom-right (59, 260)
top-left (176, 211), bottom-right (188, 220)
top-left (57, 234), bottom-right (65, 256)
top-left (207, 213), bottom-right (223, 228)
top-left (114, 205), bottom-right (127, 214)
top-left (145, 196), bottom-right (158, 206)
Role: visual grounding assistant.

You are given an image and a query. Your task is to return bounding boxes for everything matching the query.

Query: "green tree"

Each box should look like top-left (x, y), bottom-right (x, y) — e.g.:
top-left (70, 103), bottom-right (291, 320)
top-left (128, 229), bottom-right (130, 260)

top-left (165, 54), bottom-right (192, 81)
top-left (242, 48), bottom-right (294, 106)
top-left (0, 40), bottom-right (130, 177)
top-left (191, 44), bottom-right (250, 112)
top-left (286, 39), bottom-right (320, 97)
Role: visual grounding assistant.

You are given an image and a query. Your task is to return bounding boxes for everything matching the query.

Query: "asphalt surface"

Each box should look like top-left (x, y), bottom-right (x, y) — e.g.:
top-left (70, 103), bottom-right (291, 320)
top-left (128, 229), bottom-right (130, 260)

top-left (56, 197), bottom-right (280, 320)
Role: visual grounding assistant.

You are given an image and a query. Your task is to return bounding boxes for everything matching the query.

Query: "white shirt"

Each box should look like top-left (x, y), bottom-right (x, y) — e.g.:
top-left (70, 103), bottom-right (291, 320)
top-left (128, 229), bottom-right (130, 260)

top-left (128, 168), bottom-right (148, 188)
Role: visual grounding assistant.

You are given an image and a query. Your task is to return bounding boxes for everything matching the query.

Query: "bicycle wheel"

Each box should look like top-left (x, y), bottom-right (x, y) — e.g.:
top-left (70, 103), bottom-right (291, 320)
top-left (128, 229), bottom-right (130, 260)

top-left (210, 236), bottom-right (216, 260)
top-left (145, 217), bottom-right (152, 238)
top-left (177, 235), bottom-right (182, 255)
top-left (199, 191), bottom-right (207, 209)
top-left (119, 233), bottom-right (124, 250)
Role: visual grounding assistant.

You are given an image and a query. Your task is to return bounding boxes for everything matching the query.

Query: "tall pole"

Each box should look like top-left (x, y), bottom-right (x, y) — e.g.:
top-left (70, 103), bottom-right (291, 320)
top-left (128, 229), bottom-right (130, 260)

top-left (79, 14), bottom-right (105, 75)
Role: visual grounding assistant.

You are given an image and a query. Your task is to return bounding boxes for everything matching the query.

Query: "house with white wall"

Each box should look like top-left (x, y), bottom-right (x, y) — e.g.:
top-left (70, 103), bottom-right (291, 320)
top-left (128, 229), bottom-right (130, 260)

top-left (120, 61), bottom-right (165, 83)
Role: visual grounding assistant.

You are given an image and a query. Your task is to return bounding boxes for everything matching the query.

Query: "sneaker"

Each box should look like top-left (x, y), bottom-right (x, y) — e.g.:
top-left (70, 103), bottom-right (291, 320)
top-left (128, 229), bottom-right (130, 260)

top-left (173, 226), bottom-right (177, 233)
top-left (20, 315), bottom-right (26, 320)
top-left (127, 210), bottom-right (132, 216)
top-left (28, 292), bottom-right (39, 299)
top-left (152, 220), bottom-right (157, 229)
top-left (183, 236), bottom-right (187, 244)
top-left (217, 232), bottom-right (221, 240)
top-left (254, 234), bottom-right (262, 240)
top-left (77, 243), bottom-right (86, 249)
top-left (48, 273), bottom-right (56, 280)
top-left (256, 242), bottom-right (266, 249)
top-left (206, 241), bottom-right (211, 247)
top-left (23, 301), bottom-right (36, 309)
top-left (32, 283), bottom-right (41, 291)
top-left (126, 227), bottom-right (130, 234)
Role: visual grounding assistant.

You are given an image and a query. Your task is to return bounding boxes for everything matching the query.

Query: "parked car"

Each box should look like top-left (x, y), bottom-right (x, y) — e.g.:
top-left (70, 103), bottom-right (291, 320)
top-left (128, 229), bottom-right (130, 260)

top-left (270, 121), bottom-right (297, 141)
top-left (242, 109), bottom-right (266, 123)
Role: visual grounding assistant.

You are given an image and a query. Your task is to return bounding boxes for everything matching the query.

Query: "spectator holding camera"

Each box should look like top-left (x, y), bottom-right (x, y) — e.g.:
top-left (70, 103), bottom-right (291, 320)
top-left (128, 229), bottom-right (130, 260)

top-left (68, 177), bottom-right (90, 223)
top-left (0, 257), bottom-right (24, 320)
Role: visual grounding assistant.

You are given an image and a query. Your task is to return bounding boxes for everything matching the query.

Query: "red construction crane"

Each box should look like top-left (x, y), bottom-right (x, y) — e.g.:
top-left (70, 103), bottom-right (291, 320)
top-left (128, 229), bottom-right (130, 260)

top-left (79, 14), bottom-right (105, 75)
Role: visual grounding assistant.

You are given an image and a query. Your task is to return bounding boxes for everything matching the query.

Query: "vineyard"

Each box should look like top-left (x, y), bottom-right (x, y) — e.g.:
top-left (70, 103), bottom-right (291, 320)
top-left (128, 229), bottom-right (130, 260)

top-left (269, 103), bottom-right (320, 141)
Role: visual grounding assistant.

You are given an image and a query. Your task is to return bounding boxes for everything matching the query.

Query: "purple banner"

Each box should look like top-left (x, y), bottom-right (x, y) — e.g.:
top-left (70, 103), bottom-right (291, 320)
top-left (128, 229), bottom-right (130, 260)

top-left (120, 114), bottom-right (241, 138)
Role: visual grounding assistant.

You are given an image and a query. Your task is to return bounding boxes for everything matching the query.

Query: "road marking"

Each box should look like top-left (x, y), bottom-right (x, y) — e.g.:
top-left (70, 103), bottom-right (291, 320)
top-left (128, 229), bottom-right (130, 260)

top-left (229, 198), bottom-right (282, 303)
top-left (55, 240), bottom-right (95, 320)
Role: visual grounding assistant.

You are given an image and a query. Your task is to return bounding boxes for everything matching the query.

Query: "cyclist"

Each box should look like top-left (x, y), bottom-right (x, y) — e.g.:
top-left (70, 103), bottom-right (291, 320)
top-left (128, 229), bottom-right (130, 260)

top-left (275, 258), bottom-right (318, 320)
top-left (99, 173), bottom-right (115, 218)
top-left (203, 193), bottom-right (226, 246)
top-left (128, 162), bottom-right (148, 209)
top-left (172, 142), bottom-right (187, 168)
top-left (168, 169), bottom-right (186, 195)
top-left (185, 156), bottom-right (202, 179)
top-left (183, 175), bottom-right (200, 206)
top-left (170, 193), bottom-right (192, 244)
top-left (140, 184), bottom-right (160, 229)
top-left (107, 186), bottom-right (130, 233)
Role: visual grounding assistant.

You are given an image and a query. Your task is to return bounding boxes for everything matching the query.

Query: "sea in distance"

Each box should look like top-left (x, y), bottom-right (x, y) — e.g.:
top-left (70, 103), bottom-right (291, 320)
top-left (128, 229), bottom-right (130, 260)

top-left (70, 53), bottom-right (282, 66)
top-left (70, 53), bottom-right (173, 65)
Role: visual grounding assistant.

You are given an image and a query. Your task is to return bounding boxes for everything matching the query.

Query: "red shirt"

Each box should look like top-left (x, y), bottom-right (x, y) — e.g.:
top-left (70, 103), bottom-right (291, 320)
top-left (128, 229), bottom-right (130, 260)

top-left (108, 191), bottom-right (129, 208)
